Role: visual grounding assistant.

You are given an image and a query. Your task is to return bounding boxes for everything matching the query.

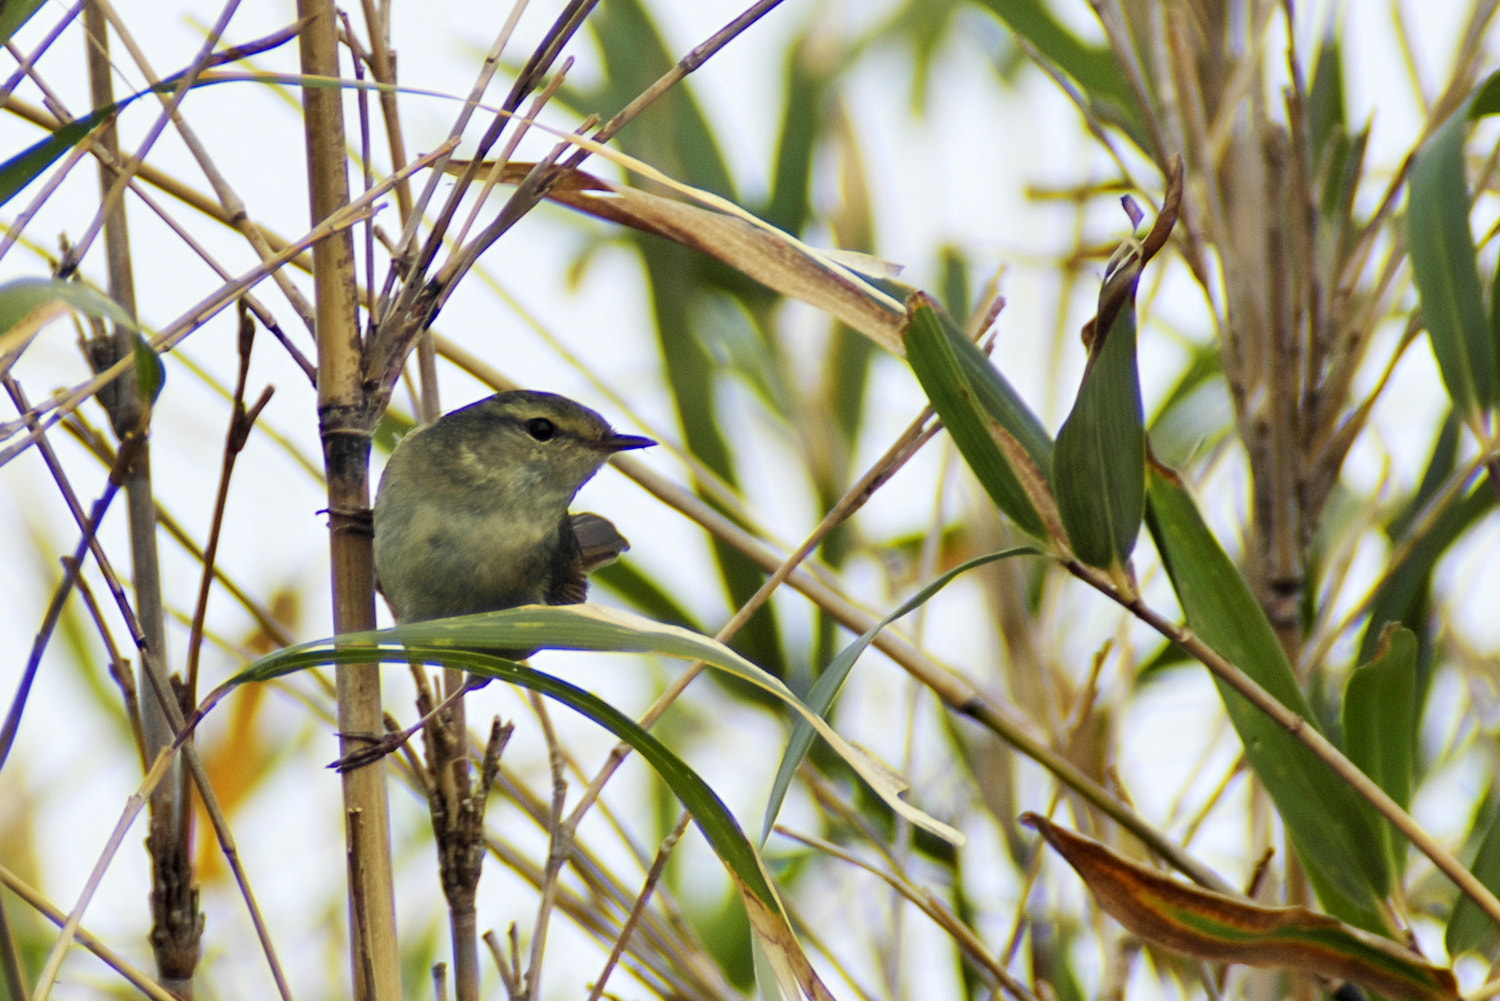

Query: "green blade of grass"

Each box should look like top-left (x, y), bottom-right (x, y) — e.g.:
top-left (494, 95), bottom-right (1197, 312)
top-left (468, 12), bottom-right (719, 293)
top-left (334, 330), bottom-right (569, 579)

top-left (1447, 799), bottom-right (1500, 957)
top-left (1342, 624), bottom-right (1418, 875)
top-left (1053, 264), bottom-right (1145, 572)
top-left (228, 639), bottom-right (838, 1000)
top-left (969, 0), bottom-right (1147, 148)
top-left (760, 546), bottom-right (1040, 843)
top-left (903, 296), bottom-right (1055, 540)
top-left (1407, 72), bottom-right (1500, 424)
top-left (232, 604), bottom-right (963, 847)
top-left (1146, 463), bottom-right (1390, 929)
top-left (0, 276), bottom-right (135, 336)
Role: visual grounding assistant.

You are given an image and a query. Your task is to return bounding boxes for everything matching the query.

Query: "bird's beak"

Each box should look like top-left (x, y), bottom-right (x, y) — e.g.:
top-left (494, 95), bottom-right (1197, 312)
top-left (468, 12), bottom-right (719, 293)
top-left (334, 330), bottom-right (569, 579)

top-left (599, 433), bottom-right (655, 453)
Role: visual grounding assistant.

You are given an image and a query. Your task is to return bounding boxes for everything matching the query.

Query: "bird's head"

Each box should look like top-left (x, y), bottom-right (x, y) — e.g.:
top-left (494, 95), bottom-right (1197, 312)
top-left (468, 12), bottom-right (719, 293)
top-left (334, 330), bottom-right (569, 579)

top-left (424, 390), bottom-right (655, 512)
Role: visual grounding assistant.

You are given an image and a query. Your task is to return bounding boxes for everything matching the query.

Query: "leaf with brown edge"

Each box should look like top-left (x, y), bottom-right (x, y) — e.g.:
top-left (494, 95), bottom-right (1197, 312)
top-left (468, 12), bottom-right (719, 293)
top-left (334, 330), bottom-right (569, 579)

top-left (1022, 813), bottom-right (1459, 1001)
top-left (739, 873), bottom-right (839, 1001)
top-left (1146, 460), bottom-right (1391, 927)
top-left (903, 295), bottom-right (1058, 542)
top-left (449, 160), bottom-right (907, 353)
top-left (1050, 159), bottom-right (1179, 573)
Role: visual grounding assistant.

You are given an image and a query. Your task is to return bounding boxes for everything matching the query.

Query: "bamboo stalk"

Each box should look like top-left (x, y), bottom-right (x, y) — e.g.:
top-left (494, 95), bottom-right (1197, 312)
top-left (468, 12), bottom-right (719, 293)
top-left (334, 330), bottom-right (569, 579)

top-left (295, 1), bottom-right (400, 998)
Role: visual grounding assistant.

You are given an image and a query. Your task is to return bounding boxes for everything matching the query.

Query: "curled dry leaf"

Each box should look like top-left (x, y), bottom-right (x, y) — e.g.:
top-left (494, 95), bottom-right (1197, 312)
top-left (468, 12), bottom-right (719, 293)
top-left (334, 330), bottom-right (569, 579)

top-left (1022, 813), bottom-right (1459, 1001)
top-left (446, 160), bottom-right (908, 353)
top-left (1082, 154), bottom-right (1184, 363)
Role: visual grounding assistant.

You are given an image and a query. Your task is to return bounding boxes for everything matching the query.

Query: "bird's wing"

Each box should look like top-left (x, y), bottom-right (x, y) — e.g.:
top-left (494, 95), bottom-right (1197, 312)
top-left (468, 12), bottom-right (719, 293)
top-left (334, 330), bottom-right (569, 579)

top-left (569, 512), bottom-right (630, 573)
top-left (547, 512), bottom-right (630, 605)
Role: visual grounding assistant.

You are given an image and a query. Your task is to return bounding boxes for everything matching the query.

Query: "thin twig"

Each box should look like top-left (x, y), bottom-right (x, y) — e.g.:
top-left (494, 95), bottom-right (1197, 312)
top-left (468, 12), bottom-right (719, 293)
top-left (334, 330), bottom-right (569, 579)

top-left (563, 406), bottom-right (941, 831)
top-left (0, 862), bottom-right (178, 1001)
top-left (0, 2), bottom-right (85, 103)
top-left (1067, 557), bottom-right (1500, 931)
top-left (0, 145), bottom-right (443, 471)
top-left (776, 826), bottom-right (1042, 1001)
top-left (584, 450), bottom-right (1239, 893)
top-left (185, 307), bottom-right (274, 694)
top-left (565, 0), bottom-right (788, 162)
top-left (522, 693), bottom-right (569, 1001)
top-left (584, 813), bottom-right (689, 1001)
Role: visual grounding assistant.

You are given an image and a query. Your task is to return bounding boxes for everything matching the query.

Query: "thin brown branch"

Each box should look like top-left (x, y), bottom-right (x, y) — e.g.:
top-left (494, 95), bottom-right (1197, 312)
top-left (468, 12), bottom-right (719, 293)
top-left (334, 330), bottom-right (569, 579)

top-left (585, 813), bottom-right (689, 1001)
top-left (0, 861), bottom-right (179, 1001)
top-left (563, 405), bottom-right (942, 831)
top-left (296, 0), bottom-right (400, 995)
top-left (523, 693), bottom-right (570, 1001)
top-left (1066, 558), bottom-right (1500, 932)
top-left (777, 826), bottom-right (1042, 1001)
top-left (571, 0), bottom-right (788, 159)
top-left (0, 146), bottom-right (437, 472)
top-left (184, 306), bottom-right (275, 695)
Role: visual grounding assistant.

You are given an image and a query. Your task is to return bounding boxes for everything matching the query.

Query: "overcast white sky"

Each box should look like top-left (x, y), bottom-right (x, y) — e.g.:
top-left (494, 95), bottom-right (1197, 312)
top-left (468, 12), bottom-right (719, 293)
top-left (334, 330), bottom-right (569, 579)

top-left (1, 1), bottom-right (1495, 997)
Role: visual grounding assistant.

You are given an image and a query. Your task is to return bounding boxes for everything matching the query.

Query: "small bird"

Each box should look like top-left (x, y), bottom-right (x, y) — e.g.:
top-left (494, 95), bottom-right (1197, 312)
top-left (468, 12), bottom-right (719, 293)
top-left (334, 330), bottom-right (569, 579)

top-left (373, 390), bottom-right (655, 650)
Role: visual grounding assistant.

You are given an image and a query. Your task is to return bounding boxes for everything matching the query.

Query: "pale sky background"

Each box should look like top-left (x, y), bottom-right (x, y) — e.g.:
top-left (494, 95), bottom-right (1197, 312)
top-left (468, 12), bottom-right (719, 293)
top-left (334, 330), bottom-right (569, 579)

top-left (0, 1), bottom-right (1495, 998)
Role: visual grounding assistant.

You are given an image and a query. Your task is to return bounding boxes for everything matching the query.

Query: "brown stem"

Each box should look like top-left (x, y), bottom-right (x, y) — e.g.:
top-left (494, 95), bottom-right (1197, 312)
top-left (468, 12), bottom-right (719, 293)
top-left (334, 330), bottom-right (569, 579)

top-left (81, 6), bottom-right (203, 991)
top-left (184, 307), bottom-right (274, 695)
top-left (585, 813), bottom-right (689, 1001)
top-left (1066, 557), bottom-right (1500, 932)
top-left (296, 0), bottom-right (400, 996)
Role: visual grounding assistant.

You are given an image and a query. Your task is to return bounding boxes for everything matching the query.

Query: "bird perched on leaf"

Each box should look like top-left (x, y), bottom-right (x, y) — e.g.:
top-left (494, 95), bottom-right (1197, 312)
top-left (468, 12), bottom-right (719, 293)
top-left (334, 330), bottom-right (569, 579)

top-left (373, 390), bottom-right (655, 660)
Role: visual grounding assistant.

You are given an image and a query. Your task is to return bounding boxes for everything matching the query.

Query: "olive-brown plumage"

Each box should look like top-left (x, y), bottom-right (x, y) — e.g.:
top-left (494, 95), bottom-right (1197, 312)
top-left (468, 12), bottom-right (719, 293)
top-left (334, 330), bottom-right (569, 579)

top-left (373, 391), bottom-right (653, 645)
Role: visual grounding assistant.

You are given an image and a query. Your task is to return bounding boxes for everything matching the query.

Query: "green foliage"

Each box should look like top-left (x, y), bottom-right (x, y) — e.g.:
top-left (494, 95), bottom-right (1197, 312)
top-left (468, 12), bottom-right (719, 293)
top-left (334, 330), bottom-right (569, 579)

top-left (904, 298), bottom-right (1054, 539)
top-left (1408, 74), bottom-right (1500, 424)
top-left (11, 3), bottom-right (1500, 1000)
top-left (1143, 465), bottom-right (1391, 930)
top-left (1053, 268), bottom-right (1144, 572)
top-left (1449, 799), bottom-right (1500, 958)
top-left (1342, 625), bottom-right (1419, 875)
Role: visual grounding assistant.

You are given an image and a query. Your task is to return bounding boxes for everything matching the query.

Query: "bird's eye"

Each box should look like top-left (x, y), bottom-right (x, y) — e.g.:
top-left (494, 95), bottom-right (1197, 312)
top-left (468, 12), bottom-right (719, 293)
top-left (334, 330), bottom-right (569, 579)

top-left (525, 417), bottom-right (556, 441)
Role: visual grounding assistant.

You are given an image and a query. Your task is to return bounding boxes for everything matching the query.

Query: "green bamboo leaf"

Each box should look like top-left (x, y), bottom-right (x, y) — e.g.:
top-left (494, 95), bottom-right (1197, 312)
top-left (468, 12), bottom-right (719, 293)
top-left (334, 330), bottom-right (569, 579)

top-left (1489, 236), bottom-right (1500, 369)
top-left (0, 277), bottom-right (135, 339)
top-left (1146, 463), bottom-right (1390, 929)
top-left (1342, 624), bottom-right (1418, 874)
top-left (0, 62), bottom-right (314, 209)
top-left (968, 0), bottom-right (1146, 149)
top-left (1447, 799), bottom-right (1500, 957)
top-left (132, 330), bottom-right (166, 406)
top-left (763, 34), bottom-right (830, 236)
top-left (234, 605), bottom-right (963, 847)
top-left (903, 296), bottom-right (1055, 540)
top-left (585, 0), bottom-right (735, 198)
top-left (1053, 262), bottom-right (1145, 571)
top-left (878, 0), bottom-right (968, 107)
top-left (1147, 343), bottom-right (1232, 470)
top-left (226, 639), bottom-right (838, 1000)
top-left (1306, 32), bottom-right (1347, 174)
top-left (1385, 410), bottom-right (1461, 543)
top-left (760, 546), bottom-right (1040, 843)
top-left (0, 278), bottom-right (138, 380)
top-left (1025, 814), bottom-right (1459, 1001)
top-left (0, 0), bottom-right (47, 46)
top-left (1359, 414), bottom-right (1493, 699)
top-left (1408, 72), bottom-right (1500, 422)
top-left (0, 114), bottom-right (109, 209)
top-left (235, 644), bottom-right (770, 896)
